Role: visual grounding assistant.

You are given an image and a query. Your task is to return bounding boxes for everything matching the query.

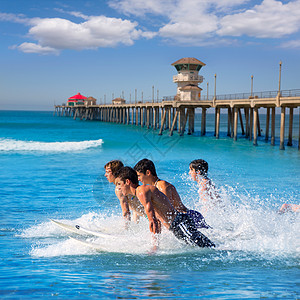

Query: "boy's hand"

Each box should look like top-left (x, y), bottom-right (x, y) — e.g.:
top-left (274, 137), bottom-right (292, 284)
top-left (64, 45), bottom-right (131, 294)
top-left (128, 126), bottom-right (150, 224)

top-left (149, 219), bottom-right (161, 234)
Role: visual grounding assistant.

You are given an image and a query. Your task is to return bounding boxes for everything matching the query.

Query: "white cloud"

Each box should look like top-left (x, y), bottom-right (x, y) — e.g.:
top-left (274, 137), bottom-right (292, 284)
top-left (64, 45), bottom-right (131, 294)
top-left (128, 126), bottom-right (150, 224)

top-left (12, 42), bottom-right (59, 55)
top-left (1, 11), bottom-right (156, 54)
top-left (54, 8), bottom-right (90, 20)
top-left (280, 39), bottom-right (300, 48)
top-left (110, 0), bottom-right (223, 44)
top-left (159, 16), bottom-right (219, 44)
top-left (108, 0), bottom-right (176, 16)
top-left (109, 0), bottom-right (300, 45)
top-left (108, 0), bottom-right (249, 16)
top-left (0, 12), bottom-right (29, 24)
top-left (217, 0), bottom-right (300, 38)
top-left (27, 16), bottom-right (143, 50)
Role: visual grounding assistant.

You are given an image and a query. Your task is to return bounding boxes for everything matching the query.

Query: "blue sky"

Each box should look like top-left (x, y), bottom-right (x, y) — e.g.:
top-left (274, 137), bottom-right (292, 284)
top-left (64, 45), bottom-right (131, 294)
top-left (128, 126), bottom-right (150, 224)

top-left (1, 0), bottom-right (300, 110)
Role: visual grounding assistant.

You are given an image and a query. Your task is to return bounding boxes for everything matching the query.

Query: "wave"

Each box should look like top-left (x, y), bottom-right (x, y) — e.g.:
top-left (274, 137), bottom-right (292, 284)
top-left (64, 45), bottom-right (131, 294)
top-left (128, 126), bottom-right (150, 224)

top-left (0, 138), bottom-right (103, 152)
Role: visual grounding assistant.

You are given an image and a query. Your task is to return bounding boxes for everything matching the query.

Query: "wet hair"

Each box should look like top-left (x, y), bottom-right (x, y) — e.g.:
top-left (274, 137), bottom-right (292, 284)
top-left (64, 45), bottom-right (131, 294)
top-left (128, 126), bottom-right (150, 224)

top-left (115, 166), bottom-right (139, 185)
top-left (104, 160), bottom-right (124, 177)
top-left (134, 158), bottom-right (157, 177)
top-left (189, 159), bottom-right (208, 176)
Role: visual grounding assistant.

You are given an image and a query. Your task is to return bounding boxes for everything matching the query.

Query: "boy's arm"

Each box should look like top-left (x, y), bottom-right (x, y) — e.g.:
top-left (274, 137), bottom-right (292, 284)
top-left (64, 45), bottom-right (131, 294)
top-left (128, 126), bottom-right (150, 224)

top-left (115, 186), bottom-right (131, 222)
top-left (157, 181), bottom-right (187, 212)
top-left (136, 186), bottom-right (161, 234)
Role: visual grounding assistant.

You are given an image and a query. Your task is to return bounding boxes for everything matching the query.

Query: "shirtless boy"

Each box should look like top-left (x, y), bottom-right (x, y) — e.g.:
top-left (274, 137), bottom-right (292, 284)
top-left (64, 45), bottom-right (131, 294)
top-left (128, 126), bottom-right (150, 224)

top-left (134, 158), bottom-right (211, 229)
top-left (115, 166), bottom-right (215, 248)
top-left (189, 159), bottom-right (221, 211)
top-left (104, 160), bottom-right (145, 225)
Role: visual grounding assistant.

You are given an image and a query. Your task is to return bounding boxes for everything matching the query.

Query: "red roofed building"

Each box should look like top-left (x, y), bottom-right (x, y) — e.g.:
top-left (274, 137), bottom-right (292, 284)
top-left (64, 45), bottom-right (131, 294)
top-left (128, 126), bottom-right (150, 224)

top-left (67, 93), bottom-right (87, 106)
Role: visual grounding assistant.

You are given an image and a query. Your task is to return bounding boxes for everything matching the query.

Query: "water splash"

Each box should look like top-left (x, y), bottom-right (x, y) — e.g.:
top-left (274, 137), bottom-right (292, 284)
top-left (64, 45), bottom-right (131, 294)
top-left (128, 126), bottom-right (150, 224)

top-left (182, 177), bottom-right (300, 257)
top-left (22, 200), bottom-right (300, 259)
top-left (20, 172), bottom-right (300, 259)
top-left (23, 213), bottom-right (199, 257)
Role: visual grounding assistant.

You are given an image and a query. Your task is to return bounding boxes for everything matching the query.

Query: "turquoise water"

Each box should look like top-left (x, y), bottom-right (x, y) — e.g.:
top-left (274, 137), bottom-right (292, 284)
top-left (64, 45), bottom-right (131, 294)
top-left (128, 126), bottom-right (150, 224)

top-left (0, 110), bottom-right (299, 299)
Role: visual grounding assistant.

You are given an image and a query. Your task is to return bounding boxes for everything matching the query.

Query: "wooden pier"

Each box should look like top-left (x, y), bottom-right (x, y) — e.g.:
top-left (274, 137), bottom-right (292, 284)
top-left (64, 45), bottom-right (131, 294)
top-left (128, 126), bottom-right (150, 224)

top-left (54, 89), bottom-right (300, 150)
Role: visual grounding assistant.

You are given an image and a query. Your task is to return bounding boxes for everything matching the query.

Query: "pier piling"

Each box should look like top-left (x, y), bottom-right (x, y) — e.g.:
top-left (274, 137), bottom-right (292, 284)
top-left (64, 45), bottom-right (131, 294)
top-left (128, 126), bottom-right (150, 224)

top-left (287, 107), bottom-right (294, 146)
top-left (280, 107), bottom-right (286, 150)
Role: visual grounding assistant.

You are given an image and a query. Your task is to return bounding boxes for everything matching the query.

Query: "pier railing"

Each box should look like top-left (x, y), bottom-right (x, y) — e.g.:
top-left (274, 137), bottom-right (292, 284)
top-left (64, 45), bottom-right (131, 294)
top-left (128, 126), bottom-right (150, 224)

top-left (280, 89), bottom-right (300, 97)
top-left (213, 89), bottom-right (300, 100)
top-left (92, 89), bottom-right (300, 105)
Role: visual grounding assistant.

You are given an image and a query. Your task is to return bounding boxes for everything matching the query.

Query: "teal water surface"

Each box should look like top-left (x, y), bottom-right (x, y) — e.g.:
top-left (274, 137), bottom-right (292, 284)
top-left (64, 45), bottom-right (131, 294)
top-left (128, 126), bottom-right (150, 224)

top-left (0, 110), bottom-right (299, 299)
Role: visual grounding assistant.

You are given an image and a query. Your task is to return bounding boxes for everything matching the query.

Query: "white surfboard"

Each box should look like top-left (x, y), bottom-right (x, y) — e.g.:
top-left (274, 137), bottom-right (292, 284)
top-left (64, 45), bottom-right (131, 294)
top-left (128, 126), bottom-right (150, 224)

top-left (69, 236), bottom-right (107, 251)
top-left (50, 219), bottom-right (115, 239)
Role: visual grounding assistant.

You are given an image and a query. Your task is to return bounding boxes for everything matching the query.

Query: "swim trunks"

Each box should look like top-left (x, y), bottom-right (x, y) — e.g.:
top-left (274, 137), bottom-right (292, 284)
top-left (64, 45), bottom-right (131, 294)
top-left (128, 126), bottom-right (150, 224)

top-left (186, 210), bottom-right (212, 229)
top-left (169, 213), bottom-right (215, 248)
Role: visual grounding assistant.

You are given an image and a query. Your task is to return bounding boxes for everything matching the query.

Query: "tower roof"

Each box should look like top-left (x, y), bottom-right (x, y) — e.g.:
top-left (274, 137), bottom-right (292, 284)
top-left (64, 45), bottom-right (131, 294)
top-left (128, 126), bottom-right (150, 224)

top-left (171, 57), bottom-right (206, 66)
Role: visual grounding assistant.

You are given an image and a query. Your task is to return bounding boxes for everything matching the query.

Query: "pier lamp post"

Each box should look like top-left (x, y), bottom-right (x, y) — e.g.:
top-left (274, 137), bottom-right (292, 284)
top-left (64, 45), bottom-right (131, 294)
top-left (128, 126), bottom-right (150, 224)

top-left (214, 74), bottom-right (217, 100)
top-left (278, 60), bottom-right (282, 96)
top-left (104, 94), bottom-right (106, 104)
top-left (112, 93), bottom-right (114, 100)
top-left (157, 90), bottom-right (159, 103)
top-left (135, 89), bottom-right (137, 104)
top-left (142, 91), bottom-right (143, 103)
top-left (207, 82), bottom-right (209, 100)
top-left (251, 75), bottom-right (254, 98)
top-left (122, 91), bottom-right (124, 99)
top-left (152, 85), bottom-right (154, 103)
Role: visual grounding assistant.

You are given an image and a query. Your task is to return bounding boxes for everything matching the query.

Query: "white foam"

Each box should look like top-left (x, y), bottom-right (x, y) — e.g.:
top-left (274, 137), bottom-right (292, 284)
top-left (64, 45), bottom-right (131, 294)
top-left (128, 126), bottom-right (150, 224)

top-left (31, 238), bottom-right (97, 257)
top-left (0, 138), bottom-right (103, 152)
top-left (191, 186), bottom-right (300, 257)
top-left (25, 212), bottom-right (193, 257)
top-left (178, 173), bottom-right (300, 258)
top-left (23, 196), bottom-right (300, 259)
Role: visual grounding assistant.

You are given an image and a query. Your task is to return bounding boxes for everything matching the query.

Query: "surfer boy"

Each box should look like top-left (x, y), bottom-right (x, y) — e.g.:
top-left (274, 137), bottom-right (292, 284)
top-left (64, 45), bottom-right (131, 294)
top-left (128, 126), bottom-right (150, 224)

top-left (115, 166), bottom-right (215, 249)
top-left (189, 159), bottom-right (221, 212)
top-left (134, 158), bottom-right (211, 229)
top-left (104, 160), bottom-right (145, 225)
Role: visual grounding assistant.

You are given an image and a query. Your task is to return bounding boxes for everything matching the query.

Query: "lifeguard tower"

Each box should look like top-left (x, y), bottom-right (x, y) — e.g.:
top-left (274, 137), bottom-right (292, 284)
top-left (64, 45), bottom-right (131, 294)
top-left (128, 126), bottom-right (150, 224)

top-left (172, 57), bottom-right (205, 101)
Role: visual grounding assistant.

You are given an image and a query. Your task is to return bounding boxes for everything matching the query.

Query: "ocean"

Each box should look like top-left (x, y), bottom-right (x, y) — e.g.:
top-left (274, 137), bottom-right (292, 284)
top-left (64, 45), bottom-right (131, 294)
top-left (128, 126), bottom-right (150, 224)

top-left (0, 110), bottom-right (299, 299)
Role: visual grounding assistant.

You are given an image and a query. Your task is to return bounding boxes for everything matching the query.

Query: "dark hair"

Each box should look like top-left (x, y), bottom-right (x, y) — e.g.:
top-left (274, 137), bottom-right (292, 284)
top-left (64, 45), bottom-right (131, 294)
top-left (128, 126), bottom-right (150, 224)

top-left (104, 160), bottom-right (124, 177)
top-left (115, 166), bottom-right (139, 185)
top-left (189, 159), bottom-right (208, 176)
top-left (134, 158), bottom-right (157, 176)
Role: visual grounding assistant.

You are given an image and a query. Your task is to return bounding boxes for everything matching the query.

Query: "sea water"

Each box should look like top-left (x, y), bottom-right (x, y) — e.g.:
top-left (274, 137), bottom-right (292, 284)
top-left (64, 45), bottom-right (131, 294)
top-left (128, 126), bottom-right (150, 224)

top-left (0, 110), bottom-right (299, 299)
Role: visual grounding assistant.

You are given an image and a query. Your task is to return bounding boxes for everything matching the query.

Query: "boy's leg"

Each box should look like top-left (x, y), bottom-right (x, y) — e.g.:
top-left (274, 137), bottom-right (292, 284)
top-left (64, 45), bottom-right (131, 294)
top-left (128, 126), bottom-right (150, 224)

top-left (170, 213), bottom-right (215, 248)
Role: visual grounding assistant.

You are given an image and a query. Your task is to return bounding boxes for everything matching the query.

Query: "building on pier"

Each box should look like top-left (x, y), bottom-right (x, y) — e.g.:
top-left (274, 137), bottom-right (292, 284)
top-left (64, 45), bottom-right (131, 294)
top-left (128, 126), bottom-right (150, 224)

top-left (67, 93), bottom-right (87, 106)
top-left (86, 96), bottom-right (97, 106)
top-left (112, 97), bottom-right (126, 105)
top-left (172, 57), bottom-right (205, 101)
